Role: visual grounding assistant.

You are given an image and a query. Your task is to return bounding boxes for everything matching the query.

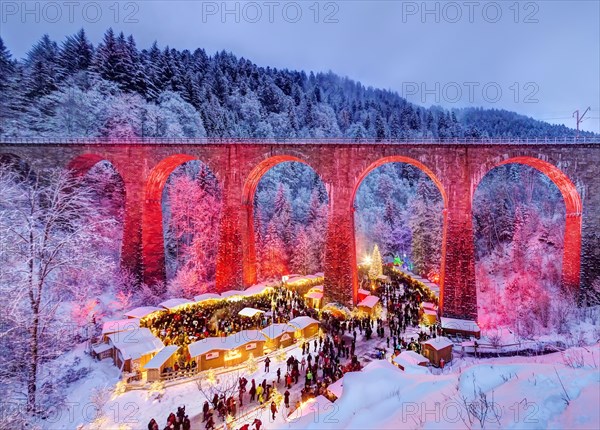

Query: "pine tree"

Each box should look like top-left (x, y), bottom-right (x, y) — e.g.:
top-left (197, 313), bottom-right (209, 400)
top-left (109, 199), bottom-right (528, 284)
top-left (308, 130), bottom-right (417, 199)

top-left (24, 34), bottom-right (60, 99)
top-left (58, 29), bottom-right (94, 77)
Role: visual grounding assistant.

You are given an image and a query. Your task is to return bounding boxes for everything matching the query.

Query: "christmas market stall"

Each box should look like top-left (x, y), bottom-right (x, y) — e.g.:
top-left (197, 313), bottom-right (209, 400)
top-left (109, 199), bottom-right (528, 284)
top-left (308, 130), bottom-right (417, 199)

top-left (159, 298), bottom-right (195, 311)
top-left (441, 317), bottom-right (481, 339)
top-left (357, 288), bottom-right (371, 302)
top-left (144, 345), bottom-right (180, 382)
top-left (188, 338), bottom-right (229, 371)
top-left (420, 302), bottom-right (438, 326)
top-left (262, 323), bottom-right (296, 351)
top-left (124, 306), bottom-right (162, 319)
top-left (194, 293), bottom-right (222, 303)
top-left (221, 329), bottom-right (268, 366)
top-left (101, 318), bottom-right (140, 342)
top-left (421, 336), bottom-right (453, 368)
top-left (304, 285), bottom-right (324, 309)
top-left (356, 295), bottom-right (381, 315)
top-left (392, 350), bottom-right (429, 371)
top-left (107, 327), bottom-right (164, 373)
top-left (288, 316), bottom-right (320, 338)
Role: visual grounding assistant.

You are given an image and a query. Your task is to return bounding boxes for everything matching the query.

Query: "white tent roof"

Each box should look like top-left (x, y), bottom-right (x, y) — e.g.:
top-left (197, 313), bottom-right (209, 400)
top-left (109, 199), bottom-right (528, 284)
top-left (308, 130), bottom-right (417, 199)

top-left (357, 288), bottom-right (371, 296)
top-left (243, 284), bottom-right (274, 295)
top-left (422, 302), bottom-right (437, 310)
top-left (422, 336), bottom-right (454, 350)
top-left (220, 290), bottom-right (244, 298)
top-left (358, 295), bottom-right (380, 308)
top-left (225, 330), bottom-right (267, 349)
top-left (238, 307), bottom-right (265, 317)
top-left (188, 337), bottom-right (230, 357)
top-left (327, 377), bottom-right (345, 398)
top-left (288, 316), bottom-right (320, 330)
top-left (194, 293), bottom-right (221, 302)
top-left (262, 323), bottom-right (296, 340)
top-left (393, 351), bottom-right (429, 367)
top-left (309, 285), bottom-right (324, 292)
top-left (159, 298), bottom-right (194, 310)
top-left (305, 291), bottom-right (323, 300)
top-left (108, 328), bottom-right (164, 360)
top-left (441, 317), bottom-right (481, 332)
top-left (124, 306), bottom-right (162, 319)
top-left (102, 318), bottom-right (140, 335)
top-left (144, 345), bottom-right (179, 370)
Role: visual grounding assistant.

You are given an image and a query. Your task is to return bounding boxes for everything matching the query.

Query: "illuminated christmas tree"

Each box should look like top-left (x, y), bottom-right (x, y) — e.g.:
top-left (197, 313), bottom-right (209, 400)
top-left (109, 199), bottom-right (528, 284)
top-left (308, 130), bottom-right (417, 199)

top-left (368, 244), bottom-right (383, 280)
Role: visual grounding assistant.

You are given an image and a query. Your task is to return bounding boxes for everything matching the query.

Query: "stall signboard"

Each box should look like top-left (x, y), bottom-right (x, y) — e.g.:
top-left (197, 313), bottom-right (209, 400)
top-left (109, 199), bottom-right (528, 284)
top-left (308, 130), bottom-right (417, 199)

top-left (205, 351), bottom-right (220, 360)
top-left (245, 343), bottom-right (257, 351)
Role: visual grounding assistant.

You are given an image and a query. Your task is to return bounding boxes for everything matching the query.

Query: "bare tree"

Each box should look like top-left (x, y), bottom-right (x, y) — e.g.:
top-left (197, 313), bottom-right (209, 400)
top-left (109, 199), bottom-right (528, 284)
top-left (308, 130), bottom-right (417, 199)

top-left (0, 167), bottom-right (113, 415)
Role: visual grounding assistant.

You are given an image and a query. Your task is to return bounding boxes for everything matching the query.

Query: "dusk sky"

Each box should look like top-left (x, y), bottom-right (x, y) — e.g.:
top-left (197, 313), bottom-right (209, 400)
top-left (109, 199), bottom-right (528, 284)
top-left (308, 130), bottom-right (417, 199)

top-left (2, 0), bottom-right (599, 132)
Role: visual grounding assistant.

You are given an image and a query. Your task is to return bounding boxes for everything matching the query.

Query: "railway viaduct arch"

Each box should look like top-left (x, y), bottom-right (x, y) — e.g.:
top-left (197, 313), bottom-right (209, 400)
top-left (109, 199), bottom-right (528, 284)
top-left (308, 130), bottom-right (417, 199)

top-left (2, 140), bottom-right (599, 320)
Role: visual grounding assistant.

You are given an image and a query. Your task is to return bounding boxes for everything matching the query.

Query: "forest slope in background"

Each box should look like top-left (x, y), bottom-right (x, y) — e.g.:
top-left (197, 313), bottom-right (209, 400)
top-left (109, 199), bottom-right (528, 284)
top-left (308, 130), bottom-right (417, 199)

top-left (0, 29), bottom-right (596, 140)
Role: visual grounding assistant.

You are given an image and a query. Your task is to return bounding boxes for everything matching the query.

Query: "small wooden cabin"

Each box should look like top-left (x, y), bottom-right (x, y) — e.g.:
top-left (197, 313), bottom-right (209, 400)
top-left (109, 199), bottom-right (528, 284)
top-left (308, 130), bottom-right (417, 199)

top-left (288, 316), bottom-right (320, 339)
top-left (421, 336), bottom-right (453, 367)
top-left (188, 338), bottom-right (228, 371)
top-left (393, 350), bottom-right (429, 371)
top-left (262, 323), bottom-right (296, 351)
top-left (222, 330), bottom-right (267, 366)
top-left (145, 345), bottom-right (180, 382)
top-left (441, 317), bottom-right (481, 339)
top-left (107, 327), bottom-right (164, 373)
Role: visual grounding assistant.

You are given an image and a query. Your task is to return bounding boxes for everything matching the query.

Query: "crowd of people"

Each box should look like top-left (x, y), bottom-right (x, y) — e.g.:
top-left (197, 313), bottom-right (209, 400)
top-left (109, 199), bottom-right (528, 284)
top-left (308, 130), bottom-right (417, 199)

top-left (142, 267), bottom-right (444, 429)
top-left (148, 406), bottom-right (191, 430)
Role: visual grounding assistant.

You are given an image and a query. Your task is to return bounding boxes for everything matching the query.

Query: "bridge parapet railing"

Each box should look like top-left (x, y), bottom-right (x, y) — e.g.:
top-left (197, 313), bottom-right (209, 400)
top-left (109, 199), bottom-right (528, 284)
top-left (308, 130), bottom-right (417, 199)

top-left (0, 137), bottom-right (599, 145)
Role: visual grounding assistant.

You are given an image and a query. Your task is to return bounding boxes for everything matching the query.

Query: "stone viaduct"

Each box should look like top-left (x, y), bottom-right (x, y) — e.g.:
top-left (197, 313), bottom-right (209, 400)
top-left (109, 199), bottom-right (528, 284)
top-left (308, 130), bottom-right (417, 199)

top-left (1, 139), bottom-right (599, 321)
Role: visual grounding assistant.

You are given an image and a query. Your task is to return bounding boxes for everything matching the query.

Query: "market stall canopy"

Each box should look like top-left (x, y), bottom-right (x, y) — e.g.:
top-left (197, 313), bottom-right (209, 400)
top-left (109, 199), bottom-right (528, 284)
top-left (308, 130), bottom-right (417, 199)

top-left (194, 293), bottom-right (221, 302)
top-left (124, 306), bottom-right (162, 319)
top-left (376, 274), bottom-right (389, 282)
top-left (304, 291), bottom-right (323, 300)
top-left (102, 318), bottom-right (140, 335)
top-left (441, 317), bottom-right (481, 333)
top-left (393, 351), bottom-right (429, 367)
top-left (288, 316), bottom-right (320, 330)
top-left (327, 377), bottom-right (345, 398)
top-left (188, 337), bottom-right (230, 357)
top-left (358, 295), bottom-right (380, 309)
top-left (309, 285), bottom-right (324, 292)
top-left (422, 336), bottom-right (453, 351)
top-left (224, 329), bottom-right (267, 349)
top-left (221, 290), bottom-right (245, 298)
top-left (159, 298), bottom-right (195, 310)
top-left (243, 283), bottom-right (274, 296)
top-left (262, 323), bottom-right (296, 340)
top-left (238, 307), bottom-right (265, 318)
top-left (144, 345), bottom-right (179, 370)
top-left (108, 328), bottom-right (164, 360)
top-left (422, 302), bottom-right (437, 310)
top-left (357, 288), bottom-right (371, 297)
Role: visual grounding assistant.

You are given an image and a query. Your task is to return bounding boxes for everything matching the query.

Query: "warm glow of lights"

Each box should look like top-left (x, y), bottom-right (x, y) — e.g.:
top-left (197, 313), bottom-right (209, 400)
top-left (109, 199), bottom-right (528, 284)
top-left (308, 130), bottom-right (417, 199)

top-left (362, 255), bottom-right (372, 266)
top-left (224, 349), bottom-right (242, 361)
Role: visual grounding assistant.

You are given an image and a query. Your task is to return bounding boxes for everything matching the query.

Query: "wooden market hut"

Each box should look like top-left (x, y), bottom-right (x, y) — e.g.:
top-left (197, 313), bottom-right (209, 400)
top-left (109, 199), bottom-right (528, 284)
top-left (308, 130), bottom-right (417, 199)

top-left (107, 327), bottom-right (164, 373)
top-left (421, 336), bottom-right (453, 367)
top-left (357, 295), bottom-right (381, 315)
top-left (101, 318), bottom-right (140, 342)
top-left (392, 350), bottom-right (429, 371)
top-left (222, 330), bottom-right (268, 366)
top-left (288, 316), bottom-right (320, 339)
top-left (304, 285), bottom-right (324, 309)
top-left (158, 298), bottom-right (195, 311)
top-left (124, 306), bottom-right (162, 319)
top-left (188, 338), bottom-right (228, 371)
top-left (357, 288), bottom-right (371, 302)
top-left (144, 345), bottom-right (180, 382)
top-left (441, 317), bottom-right (481, 339)
top-left (262, 323), bottom-right (296, 351)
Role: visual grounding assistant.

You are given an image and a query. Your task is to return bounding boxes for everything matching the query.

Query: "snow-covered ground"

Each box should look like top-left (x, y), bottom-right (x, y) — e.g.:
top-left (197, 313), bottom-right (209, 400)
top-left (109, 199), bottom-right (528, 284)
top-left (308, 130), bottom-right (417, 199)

top-left (37, 330), bottom-right (600, 430)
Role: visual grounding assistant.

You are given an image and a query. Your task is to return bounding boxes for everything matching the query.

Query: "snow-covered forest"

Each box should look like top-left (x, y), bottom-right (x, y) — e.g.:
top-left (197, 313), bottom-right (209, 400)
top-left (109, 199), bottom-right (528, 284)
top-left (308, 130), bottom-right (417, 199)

top-left (0, 29), bottom-right (596, 140)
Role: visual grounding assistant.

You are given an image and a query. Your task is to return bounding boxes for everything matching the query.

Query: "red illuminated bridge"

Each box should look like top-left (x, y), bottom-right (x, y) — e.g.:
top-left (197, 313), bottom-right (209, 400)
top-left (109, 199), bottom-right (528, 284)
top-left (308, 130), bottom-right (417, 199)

top-left (2, 138), bottom-right (599, 321)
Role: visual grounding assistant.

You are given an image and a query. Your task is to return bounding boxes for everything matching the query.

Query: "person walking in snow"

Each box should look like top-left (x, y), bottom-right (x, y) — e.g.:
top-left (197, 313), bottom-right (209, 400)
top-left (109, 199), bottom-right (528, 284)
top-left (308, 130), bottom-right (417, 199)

top-left (264, 356), bottom-right (271, 372)
top-left (270, 401), bottom-right (278, 420)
